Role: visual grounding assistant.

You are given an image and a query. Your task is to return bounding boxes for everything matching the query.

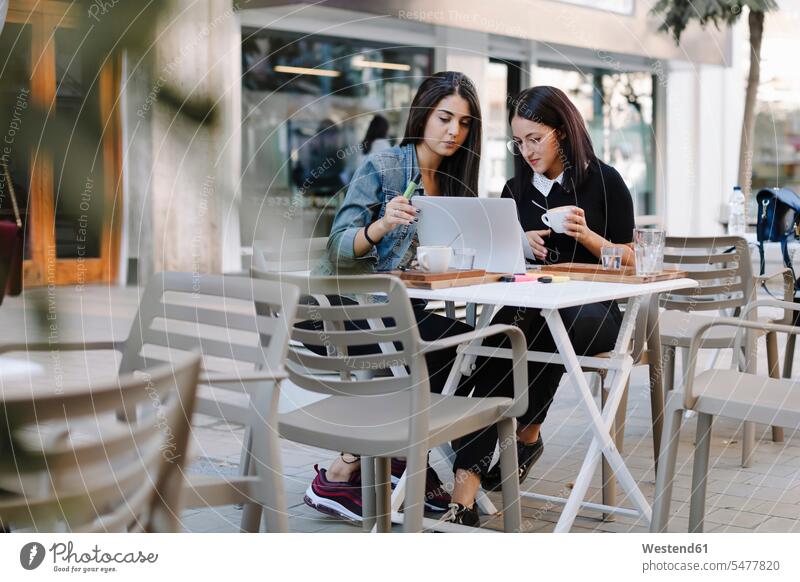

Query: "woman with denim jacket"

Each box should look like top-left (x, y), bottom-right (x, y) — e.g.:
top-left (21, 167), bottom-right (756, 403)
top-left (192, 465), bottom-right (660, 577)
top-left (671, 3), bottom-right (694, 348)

top-left (305, 71), bottom-right (490, 526)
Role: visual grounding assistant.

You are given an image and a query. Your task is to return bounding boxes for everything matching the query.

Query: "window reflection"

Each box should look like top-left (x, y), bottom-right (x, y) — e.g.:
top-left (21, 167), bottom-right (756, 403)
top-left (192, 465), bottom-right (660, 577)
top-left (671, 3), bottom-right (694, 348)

top-left (0, 23), bottom-right (32, 260)
top-left (535, 64), bottom-right (655, 215)
top-left (54, 26), bottom-right (103, 259)
top-left (240, 28), bottom-right (432, 241)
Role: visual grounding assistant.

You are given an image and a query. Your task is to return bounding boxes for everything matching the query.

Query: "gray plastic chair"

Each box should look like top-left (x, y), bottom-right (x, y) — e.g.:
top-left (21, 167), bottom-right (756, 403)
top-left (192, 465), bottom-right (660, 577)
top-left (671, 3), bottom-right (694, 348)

top-left (651, 299), bottom-right (800, 533)
top-left (0, 273), bottom-right (300, 533)
top-left (0, 353), bottom-right (200, 532)
top-left (252, 270), bottom-right (529, 533)
top-left (123, 273), bottom-right (299, 533)
top-left (659, 235), bottom-right (794, 466)
top-left (252, 237), bottom-right (328, 273)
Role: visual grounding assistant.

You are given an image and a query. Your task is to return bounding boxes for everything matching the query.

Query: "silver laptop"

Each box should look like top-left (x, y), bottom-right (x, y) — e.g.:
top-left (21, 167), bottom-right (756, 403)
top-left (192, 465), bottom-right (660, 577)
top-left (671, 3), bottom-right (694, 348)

top-left (412, 197), bottom-right (529, 274)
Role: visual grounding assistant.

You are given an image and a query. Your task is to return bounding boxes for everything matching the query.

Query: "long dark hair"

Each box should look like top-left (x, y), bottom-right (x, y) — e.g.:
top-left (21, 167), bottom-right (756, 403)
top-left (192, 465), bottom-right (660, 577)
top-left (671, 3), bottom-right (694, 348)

top-left (400, 71), bottom-right (482, 197)
top-left (508, 85), bottom-right (597, 195)
top-left (361, 115), bottom-right (390, 154)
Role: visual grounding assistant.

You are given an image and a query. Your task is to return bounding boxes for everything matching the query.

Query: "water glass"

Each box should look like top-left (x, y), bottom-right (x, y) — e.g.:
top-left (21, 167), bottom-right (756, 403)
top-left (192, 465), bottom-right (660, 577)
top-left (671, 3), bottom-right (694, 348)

top-left (452, 248), bottom-right (477, 270)
top-left (600, 246), bottom-right (624, 270)
top-left (633, 228), bottom-right (665, 275)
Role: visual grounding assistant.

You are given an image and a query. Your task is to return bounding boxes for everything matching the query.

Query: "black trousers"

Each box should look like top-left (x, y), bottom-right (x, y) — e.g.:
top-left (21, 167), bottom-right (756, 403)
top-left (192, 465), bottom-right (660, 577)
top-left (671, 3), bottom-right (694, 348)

top-left (453, 301), bottom-right (623, 475)
top-left (296, 296), bottom-right (484, 474)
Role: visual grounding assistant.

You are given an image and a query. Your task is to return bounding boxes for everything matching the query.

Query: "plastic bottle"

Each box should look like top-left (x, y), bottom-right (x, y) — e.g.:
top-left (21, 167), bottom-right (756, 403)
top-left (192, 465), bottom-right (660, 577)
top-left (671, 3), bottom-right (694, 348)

top-left (727, 185), bottom-right (746, 235)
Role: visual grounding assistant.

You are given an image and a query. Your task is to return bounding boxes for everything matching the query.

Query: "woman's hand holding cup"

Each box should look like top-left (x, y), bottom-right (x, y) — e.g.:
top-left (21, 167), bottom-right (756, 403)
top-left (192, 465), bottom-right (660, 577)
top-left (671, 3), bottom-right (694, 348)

top-left (561, 206), bottom-right (590, 242)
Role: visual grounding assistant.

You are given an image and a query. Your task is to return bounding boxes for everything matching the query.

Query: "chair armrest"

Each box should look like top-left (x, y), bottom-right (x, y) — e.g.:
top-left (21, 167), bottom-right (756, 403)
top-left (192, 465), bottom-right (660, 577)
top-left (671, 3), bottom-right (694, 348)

top-left (754, 268), bottom-right (795, 316)
top-left (199, 369), bottom-right (288, 385)
top-left (742, 297), bottom-right (800, 325)
top-left (684, 308), bottom-right (800, 410)
top-left (753, 267), bottom-right (792, 285)
top-left (420, 324), bottom-right (529, 418)
top-left (0, 340), bottom-right (123, 355)
top-left (419, 324), bottom-right (518, 354)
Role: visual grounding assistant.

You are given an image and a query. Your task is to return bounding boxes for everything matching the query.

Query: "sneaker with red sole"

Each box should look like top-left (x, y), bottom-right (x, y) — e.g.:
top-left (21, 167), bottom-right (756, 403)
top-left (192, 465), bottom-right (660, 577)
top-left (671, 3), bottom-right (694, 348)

top-left (304, 464), bottom-right (363, 522)
top-left (390, 458), bottom-right (451, 513)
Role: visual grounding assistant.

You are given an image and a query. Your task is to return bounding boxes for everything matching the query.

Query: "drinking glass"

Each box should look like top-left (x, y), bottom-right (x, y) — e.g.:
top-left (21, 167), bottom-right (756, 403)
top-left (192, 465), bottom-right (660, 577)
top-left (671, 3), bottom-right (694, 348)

top-left (452, 248), bottom-right (477, 270)
top-left (633, 228), bottom-right (665, 275)
top-left (600, 246), bottom-right (624, 270)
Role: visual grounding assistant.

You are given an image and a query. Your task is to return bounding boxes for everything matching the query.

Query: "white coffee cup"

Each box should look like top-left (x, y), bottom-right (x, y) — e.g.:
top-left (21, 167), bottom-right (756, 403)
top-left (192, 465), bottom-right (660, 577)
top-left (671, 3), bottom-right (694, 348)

top-left (417, 246), bottom-right (452, 273)
top-left (541, 205), bottom-right (573, 234)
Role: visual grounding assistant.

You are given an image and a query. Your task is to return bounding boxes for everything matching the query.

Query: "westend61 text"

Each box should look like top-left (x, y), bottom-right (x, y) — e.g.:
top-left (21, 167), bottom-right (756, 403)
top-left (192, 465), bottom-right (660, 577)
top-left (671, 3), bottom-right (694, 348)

top-left (642, 543), bottom-right (708, 554)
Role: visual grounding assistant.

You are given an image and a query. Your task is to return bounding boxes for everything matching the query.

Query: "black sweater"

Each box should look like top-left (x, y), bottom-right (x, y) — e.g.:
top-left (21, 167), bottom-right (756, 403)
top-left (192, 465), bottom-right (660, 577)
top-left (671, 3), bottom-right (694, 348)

top-left (503, 160), bottom-right (635, 265)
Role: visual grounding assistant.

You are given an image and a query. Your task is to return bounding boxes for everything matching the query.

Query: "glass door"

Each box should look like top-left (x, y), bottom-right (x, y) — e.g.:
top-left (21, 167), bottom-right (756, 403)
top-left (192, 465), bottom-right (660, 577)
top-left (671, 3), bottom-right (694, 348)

top-left (0, 21), bottom-right (32, 260)
top-left (487, 58), bottom-right (522, 196)
top-left (1, 0), bottom-right (121, 287)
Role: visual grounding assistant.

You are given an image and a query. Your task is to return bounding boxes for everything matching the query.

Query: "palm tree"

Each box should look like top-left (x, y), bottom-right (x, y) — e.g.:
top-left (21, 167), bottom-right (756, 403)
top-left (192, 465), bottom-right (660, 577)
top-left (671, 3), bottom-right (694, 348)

top-left (650, 0), bottom-right (778, 200)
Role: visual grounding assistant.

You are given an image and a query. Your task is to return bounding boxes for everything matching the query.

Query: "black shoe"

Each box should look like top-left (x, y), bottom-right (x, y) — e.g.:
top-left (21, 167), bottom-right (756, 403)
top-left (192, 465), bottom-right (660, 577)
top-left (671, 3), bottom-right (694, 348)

top-left (481, 434), bottom-right (544, 492)
top-left (440, 502), bottom-right (480, 527)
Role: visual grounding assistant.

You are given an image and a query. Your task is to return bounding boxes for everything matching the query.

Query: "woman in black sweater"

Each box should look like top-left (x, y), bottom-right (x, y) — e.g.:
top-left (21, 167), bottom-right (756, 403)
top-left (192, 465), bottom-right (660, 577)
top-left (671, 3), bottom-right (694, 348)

top-left (457, 86), bottom-right (636, 494)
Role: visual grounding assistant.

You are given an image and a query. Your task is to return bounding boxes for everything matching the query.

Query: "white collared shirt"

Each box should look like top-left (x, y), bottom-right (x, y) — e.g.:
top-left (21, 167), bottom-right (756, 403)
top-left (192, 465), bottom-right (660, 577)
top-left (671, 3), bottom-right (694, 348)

top-left (532, 171), bottom-right (564, 196)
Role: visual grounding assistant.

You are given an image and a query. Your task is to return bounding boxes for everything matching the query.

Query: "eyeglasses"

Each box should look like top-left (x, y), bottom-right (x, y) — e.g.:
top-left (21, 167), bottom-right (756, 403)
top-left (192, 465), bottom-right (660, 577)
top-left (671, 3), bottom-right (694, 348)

top-left (506, 127), bottom-right (557, 155)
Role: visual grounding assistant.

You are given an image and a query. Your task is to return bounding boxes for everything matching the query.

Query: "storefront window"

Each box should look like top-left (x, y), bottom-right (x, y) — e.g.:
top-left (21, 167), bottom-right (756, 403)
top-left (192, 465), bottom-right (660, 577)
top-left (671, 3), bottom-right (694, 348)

top-left (554, 0), bottom-right (634, 15)
top-left (750, 26), bottom-right (800, 207)
top-left (240, 28), bottom-right (432, 241)
top-left (535, 64), bottom-right (656, 215)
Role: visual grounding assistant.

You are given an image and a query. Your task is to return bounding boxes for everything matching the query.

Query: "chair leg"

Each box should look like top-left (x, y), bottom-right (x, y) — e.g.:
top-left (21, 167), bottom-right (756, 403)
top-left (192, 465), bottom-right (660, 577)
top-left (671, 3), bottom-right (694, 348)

top-left (649, 350), bottom-right (665, 477)
top-left (735, 339), bottom-right (756, 468)
top-left (783, 333), bottom-right (796, 378)
top-left (497, 417), bottom-right (522, 532)
top-left (238, 425), bottom-right (253, 478)
top-left (374, 457), bottom-right (392, 533)
top-left (680, 347), bottom-right (690, 391)
top-left (361, 456), bottom-right (376, 532)
top-left (591, 371), bottom-right (602, 397)
top-left (650, 394), bottom-right (684, 533)
top-left (466, 302), bottom-right (477, 328)
top-left (402, 445), bottom-right (427, 533)
top-left (688, 413), bottom-right (713, 533)
top-left (239, 424), bottom-right (262, 533)
top-left (741, 421), bottom-right (756, 468)
top-left (663, 345), bottom-right (676, 393)
top-left (614, 382), bottom-right (629, 455)
top-left (766, 332), bottom-right (785, 443)
top-left (600, 379), bottom-right (629, 521)
top-left (242, 387), bottom-right (288, 533)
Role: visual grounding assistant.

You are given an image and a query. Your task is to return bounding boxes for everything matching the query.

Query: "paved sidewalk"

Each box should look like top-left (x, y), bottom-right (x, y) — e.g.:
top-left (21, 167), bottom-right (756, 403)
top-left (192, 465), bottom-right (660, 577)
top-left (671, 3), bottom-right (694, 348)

top-left (2, 285), bottom-right (799, 533)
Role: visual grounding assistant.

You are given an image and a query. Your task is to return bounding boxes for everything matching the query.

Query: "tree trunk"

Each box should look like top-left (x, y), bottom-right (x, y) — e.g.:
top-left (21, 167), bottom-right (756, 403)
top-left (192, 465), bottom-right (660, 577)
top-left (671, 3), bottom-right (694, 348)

top-left (737, 10), bottom-right (765, 202)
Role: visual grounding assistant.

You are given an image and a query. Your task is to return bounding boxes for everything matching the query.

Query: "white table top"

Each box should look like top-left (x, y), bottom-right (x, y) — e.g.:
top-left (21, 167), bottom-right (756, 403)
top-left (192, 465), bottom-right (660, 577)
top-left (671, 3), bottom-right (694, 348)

top-left (407, 277), bottom-right (698, 310)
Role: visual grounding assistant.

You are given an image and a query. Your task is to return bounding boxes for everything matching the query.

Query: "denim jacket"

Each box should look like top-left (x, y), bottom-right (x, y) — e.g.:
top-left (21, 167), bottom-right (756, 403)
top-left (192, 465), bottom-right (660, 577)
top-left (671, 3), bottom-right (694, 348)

top-left (315, 143), bottom-right (420, 275)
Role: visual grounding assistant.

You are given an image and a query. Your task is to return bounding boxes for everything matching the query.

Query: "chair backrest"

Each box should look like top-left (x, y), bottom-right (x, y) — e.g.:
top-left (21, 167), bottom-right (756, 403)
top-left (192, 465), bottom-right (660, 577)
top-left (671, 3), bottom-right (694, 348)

top-left (251, 270), bottom-right (424, 398)
top-left (0, 353), bottom-right (200, 532)
top-left (119, 273), bottom-right (299, 385)
top-left (661, 235), bottom-right (755, 313)
top-left (252, 237), bottom-right (328, 273)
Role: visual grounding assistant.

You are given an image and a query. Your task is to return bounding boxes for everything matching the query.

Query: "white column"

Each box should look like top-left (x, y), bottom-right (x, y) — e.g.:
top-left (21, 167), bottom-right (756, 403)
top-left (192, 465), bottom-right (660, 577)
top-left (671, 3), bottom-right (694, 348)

top-left (145, 0), bottom-right (242, 276)
top-left (697, 64), bottom-right (727, 236)
top-left (435, 26), bottom-right (490, 197)
top-left (664, 62), bottom-right (699, 235)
